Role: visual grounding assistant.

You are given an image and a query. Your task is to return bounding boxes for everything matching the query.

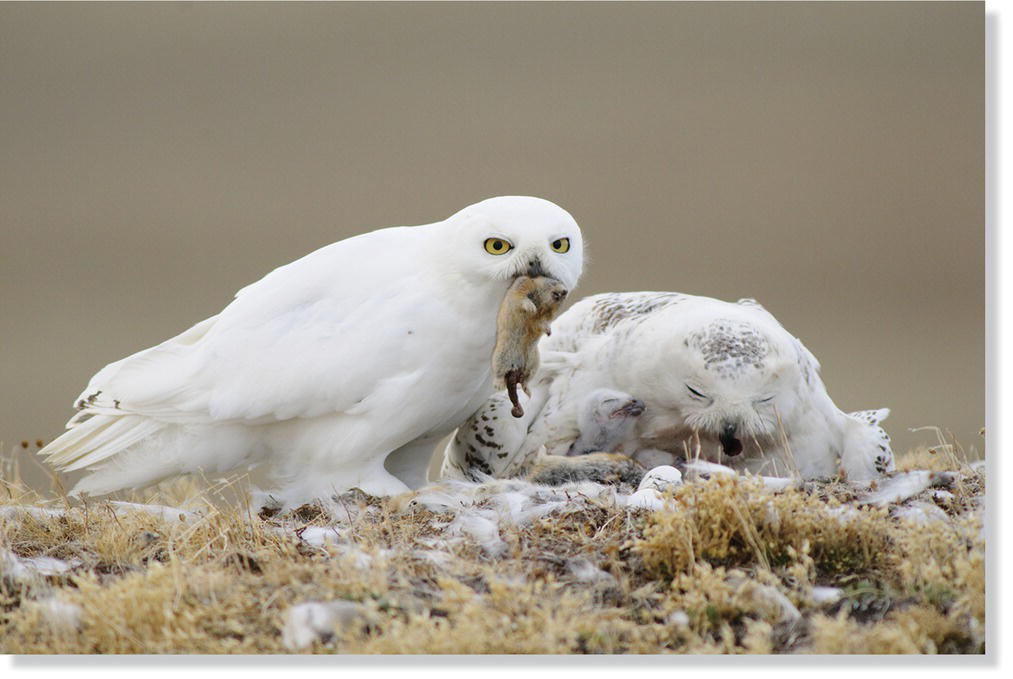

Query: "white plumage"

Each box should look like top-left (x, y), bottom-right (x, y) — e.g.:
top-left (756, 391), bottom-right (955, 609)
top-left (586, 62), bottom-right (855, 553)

top-left (444, 291), bottom-right (894, 482)
top-left (40, 196), bottom-right (584, 508)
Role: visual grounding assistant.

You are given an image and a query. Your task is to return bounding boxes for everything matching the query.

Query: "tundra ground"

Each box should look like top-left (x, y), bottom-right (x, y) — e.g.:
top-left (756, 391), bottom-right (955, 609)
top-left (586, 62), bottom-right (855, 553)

top-left (0, 442), bottom-right (984, 655)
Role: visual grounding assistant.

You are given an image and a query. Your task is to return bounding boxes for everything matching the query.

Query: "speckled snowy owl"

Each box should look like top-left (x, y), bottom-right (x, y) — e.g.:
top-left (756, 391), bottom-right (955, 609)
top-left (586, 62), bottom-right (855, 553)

top-left (40, 196), bottom-right (584, 508)
top-left (444, 292), bottom-right (893, 482)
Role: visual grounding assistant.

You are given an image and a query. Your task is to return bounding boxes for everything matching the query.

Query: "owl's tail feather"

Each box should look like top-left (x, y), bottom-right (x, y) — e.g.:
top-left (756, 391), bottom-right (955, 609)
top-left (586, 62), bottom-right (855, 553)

top-left (42, 414), bottom-right (262, 497)
top-left (840, 408), bottom-right (894, 481)
top-left (39, 414), bottom-right (166, 482)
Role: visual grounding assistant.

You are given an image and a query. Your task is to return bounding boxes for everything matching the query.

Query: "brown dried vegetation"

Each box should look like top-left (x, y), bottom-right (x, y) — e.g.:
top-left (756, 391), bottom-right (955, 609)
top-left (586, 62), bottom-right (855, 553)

top-left (0, 446), bottom-right (984, 654)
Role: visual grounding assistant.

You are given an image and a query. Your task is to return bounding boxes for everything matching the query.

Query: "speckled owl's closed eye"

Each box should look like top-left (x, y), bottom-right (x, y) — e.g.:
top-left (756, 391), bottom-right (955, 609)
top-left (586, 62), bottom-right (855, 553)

top-left (686, 384), bottom-right (708, 400)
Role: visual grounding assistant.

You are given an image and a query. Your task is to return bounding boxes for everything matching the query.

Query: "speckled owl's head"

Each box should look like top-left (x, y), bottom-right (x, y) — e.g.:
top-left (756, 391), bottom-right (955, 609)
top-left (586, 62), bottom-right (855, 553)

top-left (674, 318), bottom-right (800, 449)
top-left (629, 314), bottom-right (802, 456)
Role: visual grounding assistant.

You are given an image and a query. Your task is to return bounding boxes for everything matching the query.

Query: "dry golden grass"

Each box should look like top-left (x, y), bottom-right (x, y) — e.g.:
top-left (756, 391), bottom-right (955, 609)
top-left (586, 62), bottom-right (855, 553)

top-left (0, 446), bottom-right (984, 655)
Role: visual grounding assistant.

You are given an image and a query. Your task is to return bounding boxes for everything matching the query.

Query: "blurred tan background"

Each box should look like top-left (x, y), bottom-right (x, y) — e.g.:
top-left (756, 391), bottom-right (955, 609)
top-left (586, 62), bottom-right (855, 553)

top-left (0, 2), bottom-right (983, 489)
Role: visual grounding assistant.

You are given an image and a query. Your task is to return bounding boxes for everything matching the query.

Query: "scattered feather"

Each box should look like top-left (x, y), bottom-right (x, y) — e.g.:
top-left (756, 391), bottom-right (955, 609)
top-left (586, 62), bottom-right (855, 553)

top-left (638, 465), bottom-right (683, 493)
top-left (108, 501), bottom-right (197, 523)
top-left (1, 549), bottom-right (80, 581)
top-left (297, 525), bottom-right (347, 548)
top-left (447, 511), bottom-right (506, 557)
top-left (625, 488), bottom-right (665, 511)
top-left (759, 476), bottom-right (796, 491)
top-left (0, 505), bottom-right (66, 523)
top-left (681, 460), bottom-right (738, 480)
top-left (31, 597), bottom-right (83, 634)
top-left (892, 501), bottom-right (949, 525)
top-left (858, 471), bottom-right (955, 506)
top-left (566, 557), bottom-right (615, 585)
top-left (281, 600), bottom-right (370, 650)
top-left (811, 586), bottom-right (844, 606)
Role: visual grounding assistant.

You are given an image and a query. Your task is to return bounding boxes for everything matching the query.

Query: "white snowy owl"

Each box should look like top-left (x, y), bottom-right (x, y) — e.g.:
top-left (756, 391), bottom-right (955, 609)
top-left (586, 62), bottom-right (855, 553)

top-left (444, 292), bottom-right (893, 482)
top-left (39, 196), bottom-right (584, 508)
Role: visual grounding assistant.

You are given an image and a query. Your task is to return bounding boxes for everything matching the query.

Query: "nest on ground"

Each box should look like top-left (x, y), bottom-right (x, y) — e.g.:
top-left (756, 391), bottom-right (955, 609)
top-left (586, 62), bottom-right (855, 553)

top-left (0, 445), bottom-right (985, 654)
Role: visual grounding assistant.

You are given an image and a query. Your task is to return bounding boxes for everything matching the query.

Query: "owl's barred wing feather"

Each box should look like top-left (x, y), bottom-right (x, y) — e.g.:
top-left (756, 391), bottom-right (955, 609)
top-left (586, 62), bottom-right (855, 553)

top-left (544, 291), bottom-right (689, 352)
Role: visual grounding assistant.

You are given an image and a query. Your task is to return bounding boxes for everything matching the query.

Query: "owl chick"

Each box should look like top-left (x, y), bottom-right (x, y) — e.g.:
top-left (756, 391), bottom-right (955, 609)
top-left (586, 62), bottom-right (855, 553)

top-left (564, 388), bottom-right (646, 457)
top-left (492, 275), bottom-right (568, 418)
top-left (526, 389), bottom-right (647, 487)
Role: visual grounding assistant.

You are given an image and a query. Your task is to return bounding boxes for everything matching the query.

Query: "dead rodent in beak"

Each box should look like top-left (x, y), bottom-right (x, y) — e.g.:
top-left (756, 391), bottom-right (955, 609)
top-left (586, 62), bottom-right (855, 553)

top-left (492, 276), bottom-right (568, 418)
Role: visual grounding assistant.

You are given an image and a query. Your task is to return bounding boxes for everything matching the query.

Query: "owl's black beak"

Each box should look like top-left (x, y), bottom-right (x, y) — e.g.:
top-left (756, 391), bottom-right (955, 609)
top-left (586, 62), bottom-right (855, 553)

top-left (524, 258), bottom-right (547, 278)
top-left (719, 422), bottom-right (743, 456)
top-left (611, 399), bottom-right (646, 419)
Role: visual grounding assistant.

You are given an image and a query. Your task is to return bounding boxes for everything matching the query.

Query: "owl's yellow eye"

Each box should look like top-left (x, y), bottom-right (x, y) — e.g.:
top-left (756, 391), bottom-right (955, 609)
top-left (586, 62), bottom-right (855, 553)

top-left (550, 237), bottom-right (570, 253)
top-left (484, 238), bottom-right (513, 255)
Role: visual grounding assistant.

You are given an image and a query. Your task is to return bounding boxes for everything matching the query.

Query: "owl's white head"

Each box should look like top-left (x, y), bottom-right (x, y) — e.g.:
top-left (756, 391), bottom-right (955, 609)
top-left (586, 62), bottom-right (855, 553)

top-left (442, 196), bottom-right (585, 290)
